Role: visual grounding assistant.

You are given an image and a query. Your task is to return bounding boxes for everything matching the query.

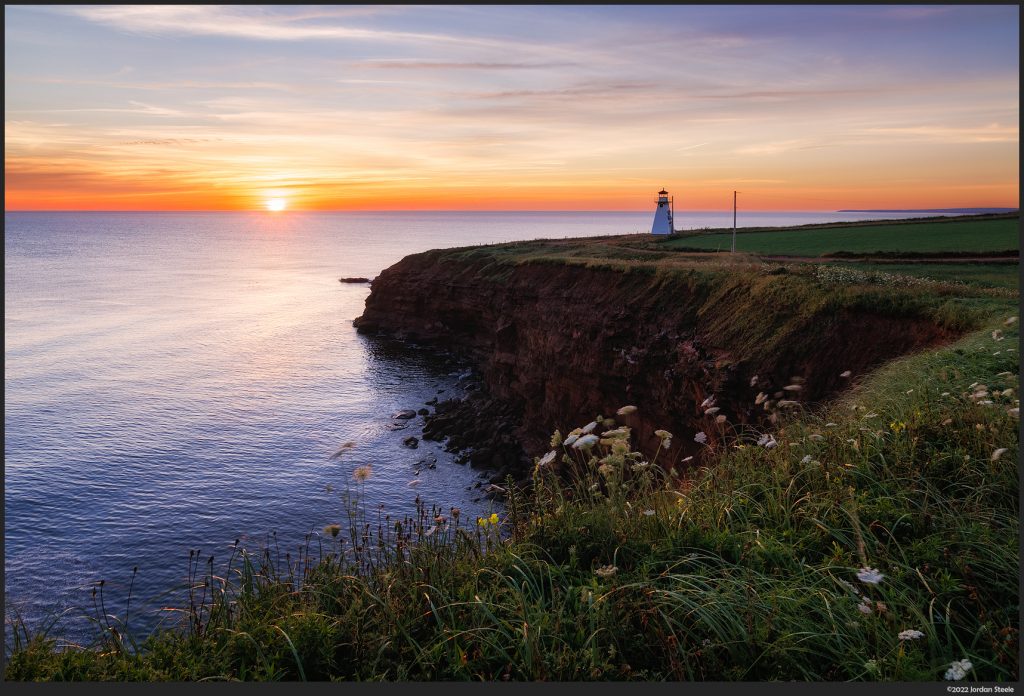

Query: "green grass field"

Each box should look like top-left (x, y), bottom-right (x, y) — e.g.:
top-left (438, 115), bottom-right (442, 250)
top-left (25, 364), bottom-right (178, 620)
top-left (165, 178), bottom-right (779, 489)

top-left (847, 262), bottom-right (1019, 291)
top-left (659, 218), bottom-right (1019, 257)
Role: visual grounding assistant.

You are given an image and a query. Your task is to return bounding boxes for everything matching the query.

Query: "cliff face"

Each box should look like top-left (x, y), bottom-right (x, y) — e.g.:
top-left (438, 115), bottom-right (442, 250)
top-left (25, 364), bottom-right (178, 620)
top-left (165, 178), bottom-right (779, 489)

top-left (354, 249), bottom-right (957, 461)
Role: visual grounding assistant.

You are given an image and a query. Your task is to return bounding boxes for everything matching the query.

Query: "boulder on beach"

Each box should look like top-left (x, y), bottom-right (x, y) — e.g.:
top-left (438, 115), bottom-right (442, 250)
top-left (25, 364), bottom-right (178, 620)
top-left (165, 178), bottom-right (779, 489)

top-left (393, 409), bottom-right (417, 420)
top-left (403, 436), bottom-right (419, 449)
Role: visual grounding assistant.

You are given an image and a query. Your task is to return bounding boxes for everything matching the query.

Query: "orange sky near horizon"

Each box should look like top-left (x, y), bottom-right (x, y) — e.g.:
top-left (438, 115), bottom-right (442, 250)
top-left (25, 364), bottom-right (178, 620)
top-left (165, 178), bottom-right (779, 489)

top-left (4, 5), bottom-right (1019, 212)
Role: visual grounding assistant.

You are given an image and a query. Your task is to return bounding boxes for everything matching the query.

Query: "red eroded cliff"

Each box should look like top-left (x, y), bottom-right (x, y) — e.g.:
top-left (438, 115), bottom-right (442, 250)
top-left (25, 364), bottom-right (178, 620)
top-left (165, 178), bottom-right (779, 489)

top-left (354, 248), bottom-right (958, 464)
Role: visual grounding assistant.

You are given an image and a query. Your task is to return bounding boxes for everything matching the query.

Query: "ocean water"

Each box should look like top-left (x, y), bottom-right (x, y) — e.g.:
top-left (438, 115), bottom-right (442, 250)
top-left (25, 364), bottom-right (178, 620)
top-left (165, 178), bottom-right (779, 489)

top-left (4, 208), bottom-right (955, 641)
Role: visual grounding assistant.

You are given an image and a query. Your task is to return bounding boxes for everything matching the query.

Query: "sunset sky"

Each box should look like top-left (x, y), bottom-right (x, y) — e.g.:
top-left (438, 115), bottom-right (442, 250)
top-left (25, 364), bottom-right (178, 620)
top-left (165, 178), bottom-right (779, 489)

top-left (4, 4), bottom-right (1019, 211)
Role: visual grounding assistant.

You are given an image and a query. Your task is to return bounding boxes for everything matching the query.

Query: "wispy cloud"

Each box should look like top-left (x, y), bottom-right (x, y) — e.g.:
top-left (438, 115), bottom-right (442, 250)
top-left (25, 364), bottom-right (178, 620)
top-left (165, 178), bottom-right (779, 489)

top-left (734, 139), bottom-right (826, 156)
top-left (861, 123), bottom-right (1018, 143)
top-left (356, 60), bottom-right (576, 70)
top-left (65, 5), bottom-right (522, 49)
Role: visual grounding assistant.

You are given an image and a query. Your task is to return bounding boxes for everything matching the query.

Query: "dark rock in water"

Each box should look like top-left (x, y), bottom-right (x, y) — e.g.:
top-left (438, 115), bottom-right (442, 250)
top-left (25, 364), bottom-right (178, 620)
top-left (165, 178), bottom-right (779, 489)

top-left (417, 408), bottom-right (429, 416)
top-left (386, 422), bottom-right (408, 431)
top-left (339, 277), bottom-right (371, 283)
top-left (393, 409), bottom-right (417, 420)
top-left (403, 436), bottom-right (419, 449)
top-left (425, 398), bottom-right (438, 406)
top-left (428, 461), bottom-right (436, 469)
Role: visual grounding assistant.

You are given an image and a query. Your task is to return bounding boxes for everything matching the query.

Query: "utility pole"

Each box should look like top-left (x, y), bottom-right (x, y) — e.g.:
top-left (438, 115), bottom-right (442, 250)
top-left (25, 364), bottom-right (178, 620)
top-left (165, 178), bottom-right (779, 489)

top-left (731, 191), bottom-right (738, 253)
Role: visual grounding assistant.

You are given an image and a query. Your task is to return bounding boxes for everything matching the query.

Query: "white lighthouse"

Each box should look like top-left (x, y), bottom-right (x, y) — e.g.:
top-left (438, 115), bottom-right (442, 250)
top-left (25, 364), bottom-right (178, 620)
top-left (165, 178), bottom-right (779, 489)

top-left (651, 188), bottom-right (674, 234)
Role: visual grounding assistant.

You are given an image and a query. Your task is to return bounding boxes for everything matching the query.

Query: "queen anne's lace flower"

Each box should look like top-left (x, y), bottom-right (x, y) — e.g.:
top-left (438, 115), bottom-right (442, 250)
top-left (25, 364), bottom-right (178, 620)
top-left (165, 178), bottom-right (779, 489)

top-left (694, 432), bottom-right (708, 444)
top-left (898, 629), bottom-right (924, 641)
top-left (857, 567), bottom-right (884, 584)
top-left (944, 659), bottom-right (973, 681)
top-left (572, 434), bottom-right (599, 449)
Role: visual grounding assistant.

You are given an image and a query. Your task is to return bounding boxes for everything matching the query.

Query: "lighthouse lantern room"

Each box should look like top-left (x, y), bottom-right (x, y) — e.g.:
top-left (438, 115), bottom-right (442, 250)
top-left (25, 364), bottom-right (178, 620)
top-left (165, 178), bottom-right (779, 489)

top-left (651, 188), bottom-right (674, 234)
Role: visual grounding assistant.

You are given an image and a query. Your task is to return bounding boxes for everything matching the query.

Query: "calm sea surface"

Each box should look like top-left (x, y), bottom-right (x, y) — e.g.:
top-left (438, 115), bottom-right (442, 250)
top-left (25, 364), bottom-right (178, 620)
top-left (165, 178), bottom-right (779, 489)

top-left (4, 209), bottom-right (949, 640)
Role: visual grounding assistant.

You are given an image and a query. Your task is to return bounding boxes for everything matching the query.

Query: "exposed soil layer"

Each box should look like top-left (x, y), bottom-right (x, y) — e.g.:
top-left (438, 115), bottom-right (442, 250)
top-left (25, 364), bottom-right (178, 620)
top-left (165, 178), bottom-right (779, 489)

top-left (355, 250), bottom-right (961, 475)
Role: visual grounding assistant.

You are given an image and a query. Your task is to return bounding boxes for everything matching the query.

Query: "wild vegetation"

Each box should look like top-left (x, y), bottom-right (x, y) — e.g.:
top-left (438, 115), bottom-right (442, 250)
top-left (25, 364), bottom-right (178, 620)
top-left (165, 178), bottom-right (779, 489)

top-left (5, 216), bottom-right (1019, 681)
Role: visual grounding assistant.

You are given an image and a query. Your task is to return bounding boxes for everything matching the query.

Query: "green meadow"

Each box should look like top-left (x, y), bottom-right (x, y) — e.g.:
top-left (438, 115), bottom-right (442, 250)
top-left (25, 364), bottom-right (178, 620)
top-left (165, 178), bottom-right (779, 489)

top-left (659, 217), bottom-right (1019, 257)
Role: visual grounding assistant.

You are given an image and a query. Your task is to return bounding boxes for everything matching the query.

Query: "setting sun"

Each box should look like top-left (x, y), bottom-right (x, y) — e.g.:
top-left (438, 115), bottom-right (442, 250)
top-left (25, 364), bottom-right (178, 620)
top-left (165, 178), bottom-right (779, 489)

top-left (265, 198), bottom-right (287, 212)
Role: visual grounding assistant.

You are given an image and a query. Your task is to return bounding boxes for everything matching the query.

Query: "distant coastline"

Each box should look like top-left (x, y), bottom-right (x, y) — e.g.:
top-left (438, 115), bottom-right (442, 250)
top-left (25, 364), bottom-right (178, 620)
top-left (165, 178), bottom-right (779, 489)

top-left (837, 207), bottom-right (1018, 214)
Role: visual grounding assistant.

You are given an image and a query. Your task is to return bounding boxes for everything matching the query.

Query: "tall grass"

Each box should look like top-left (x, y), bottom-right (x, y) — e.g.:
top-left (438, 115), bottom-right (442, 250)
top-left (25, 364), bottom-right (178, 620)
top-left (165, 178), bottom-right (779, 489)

top-left (5, 315), bottom-right (1018, 681)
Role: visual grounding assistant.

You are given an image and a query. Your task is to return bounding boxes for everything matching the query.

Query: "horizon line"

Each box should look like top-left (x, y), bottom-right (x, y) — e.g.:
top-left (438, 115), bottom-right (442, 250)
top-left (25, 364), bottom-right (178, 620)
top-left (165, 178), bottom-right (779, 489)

top-left (6, 207), bottom-right (1019, 214)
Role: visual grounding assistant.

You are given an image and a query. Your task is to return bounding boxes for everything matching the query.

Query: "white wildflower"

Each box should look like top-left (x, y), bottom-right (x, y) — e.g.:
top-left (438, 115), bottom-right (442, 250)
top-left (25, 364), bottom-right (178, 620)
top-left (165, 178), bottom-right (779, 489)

top-left (538, 450), bottom-right (557, 467)
top-left (424, 525), bottom-right (437, 537)
top-left (991, 448), bottom-right (1008, 461)
top-left (616, 405), bottom-right (637, 415)
top-left (602, 427), bottom-right (629, 439)
top-left (1009, 408), bottom-right (1019, 418)
top-left (700, 396), bottom-right (716, 409)
top-left (857, 567), bottom-right (885, 584)
top-left (681, 456), bottom-right (694, 463)
top-left (825, 422), bottom-right (838, 428)
top-left (783, 384), bottom-right (802, 392)
top-left (857, 598), bottom-right (872, 614)
top-left (863, 412), bottom-right (878, 419)
top-left (573, 434), bottom-right (600, 449)
top-left (594, 565), bottom-right (618, 578)
top-left (749, 375), bottom-right (759, 387)
top-left (944, 659), bottom-right (973, 681)
top-left (694, 432), bottom-right (708, 444)
top-left (642, 509), bottom-right (656, 517)
top-left (704, 406), bottom-right (721, 415)
top-left (992, 329), bottom-right (1003, 340)
top-left (754, 392), bottom-right (768, 405)
top-left (778, 400), bottom-right (799, 409)
top-left (1004, 316), bottom-right (1017, 325)
top-left (563, 434), bottom-right (579, 447)
top-left (801, 455), bottom-right (813, 464)
top-left (898, 629), bottom-right (924, 641)
top-left (808, 433), bottom-right (825, 441)
top-left (581, 421), bottom-right (598, 434)
top-left (840, 370), bottom-right (852, 378)
top-left (715, 414), bottom-right (727, 424)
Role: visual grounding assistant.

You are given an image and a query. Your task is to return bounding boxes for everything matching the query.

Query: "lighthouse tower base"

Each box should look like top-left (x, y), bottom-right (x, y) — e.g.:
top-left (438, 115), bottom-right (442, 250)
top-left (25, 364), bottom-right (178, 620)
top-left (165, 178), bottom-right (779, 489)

top-left (651, 206), bottom-right (672, 234)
